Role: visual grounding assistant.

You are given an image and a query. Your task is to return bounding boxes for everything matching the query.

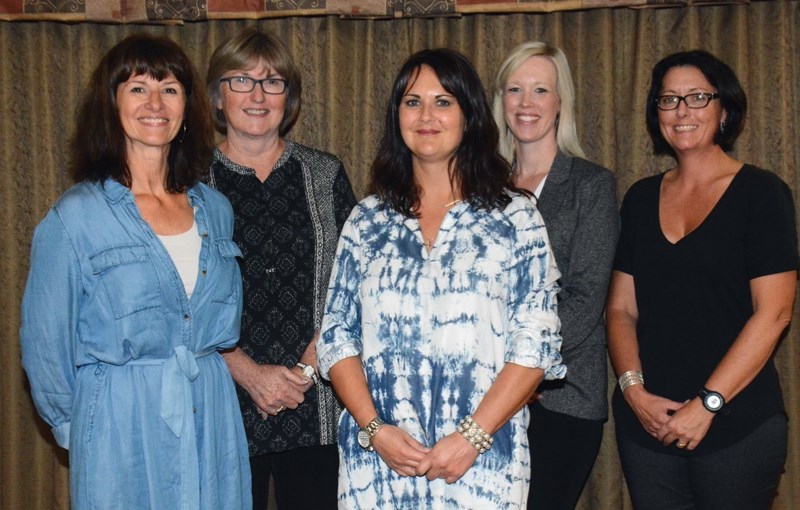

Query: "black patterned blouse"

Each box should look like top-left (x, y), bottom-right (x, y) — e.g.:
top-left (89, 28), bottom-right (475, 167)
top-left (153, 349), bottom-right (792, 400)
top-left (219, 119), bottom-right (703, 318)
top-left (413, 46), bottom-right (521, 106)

top-left (208, 141), bottom-right (356, 455)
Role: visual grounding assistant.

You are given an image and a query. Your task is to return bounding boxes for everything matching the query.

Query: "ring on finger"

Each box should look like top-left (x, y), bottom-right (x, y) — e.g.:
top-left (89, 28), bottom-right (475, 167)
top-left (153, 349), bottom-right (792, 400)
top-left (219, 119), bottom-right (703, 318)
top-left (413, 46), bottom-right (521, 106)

top-left (276, 405), bottom-right (287, 413)
top-left (676, 441), bottom-right (688, 449)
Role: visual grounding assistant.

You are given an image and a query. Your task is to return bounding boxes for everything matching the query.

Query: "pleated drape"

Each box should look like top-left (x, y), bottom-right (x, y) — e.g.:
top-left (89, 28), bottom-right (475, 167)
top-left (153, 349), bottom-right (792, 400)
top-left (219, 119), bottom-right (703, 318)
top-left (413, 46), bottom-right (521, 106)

top-left (1, 3), bottom-right (798, 508)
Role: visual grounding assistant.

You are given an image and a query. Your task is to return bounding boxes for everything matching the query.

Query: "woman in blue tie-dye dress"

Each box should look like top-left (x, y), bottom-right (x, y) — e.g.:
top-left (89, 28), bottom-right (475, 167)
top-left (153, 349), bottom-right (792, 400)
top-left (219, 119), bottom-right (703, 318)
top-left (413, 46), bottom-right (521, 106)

top-left (317, 49), bottom-right (565, 509)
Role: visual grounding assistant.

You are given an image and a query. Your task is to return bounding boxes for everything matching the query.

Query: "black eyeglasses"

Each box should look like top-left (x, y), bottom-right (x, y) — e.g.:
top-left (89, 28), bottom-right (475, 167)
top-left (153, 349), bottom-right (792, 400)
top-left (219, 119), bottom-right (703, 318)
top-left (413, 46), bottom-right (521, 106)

top-left (655, 92), bottom-right (720, 111)
top-left (220, 76), bottom-right (287, 95)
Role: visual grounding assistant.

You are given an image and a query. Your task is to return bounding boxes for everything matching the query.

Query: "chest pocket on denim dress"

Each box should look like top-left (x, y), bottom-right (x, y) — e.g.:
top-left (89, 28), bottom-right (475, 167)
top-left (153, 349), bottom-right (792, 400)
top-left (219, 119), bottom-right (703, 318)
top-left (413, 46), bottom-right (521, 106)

top-left (211, 239), bottom-right (242, 304)
top-left (89, 245), bottom-right (163, 319)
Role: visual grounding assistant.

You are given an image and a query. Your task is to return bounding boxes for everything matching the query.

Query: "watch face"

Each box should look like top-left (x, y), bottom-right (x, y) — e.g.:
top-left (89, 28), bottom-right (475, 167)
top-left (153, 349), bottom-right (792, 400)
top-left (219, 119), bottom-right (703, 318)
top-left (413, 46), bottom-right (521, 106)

top-left (301, 365), bottom-right (315, 379)
top-left (705, 394), bottom-right (723, 410)
top-left (357, 429), bottom-right (370, 449)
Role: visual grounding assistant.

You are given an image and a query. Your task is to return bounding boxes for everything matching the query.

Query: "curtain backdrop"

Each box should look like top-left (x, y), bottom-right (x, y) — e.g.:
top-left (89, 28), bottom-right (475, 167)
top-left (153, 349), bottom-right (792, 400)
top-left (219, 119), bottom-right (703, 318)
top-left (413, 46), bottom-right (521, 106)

top-left (1, 2), bottom-right (798, 509)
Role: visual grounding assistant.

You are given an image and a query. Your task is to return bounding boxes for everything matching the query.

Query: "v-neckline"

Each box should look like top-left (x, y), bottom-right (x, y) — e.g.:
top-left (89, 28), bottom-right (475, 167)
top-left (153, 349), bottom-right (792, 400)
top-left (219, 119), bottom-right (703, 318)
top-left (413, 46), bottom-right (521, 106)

top-left (657, 165), bottom-right (744, 246)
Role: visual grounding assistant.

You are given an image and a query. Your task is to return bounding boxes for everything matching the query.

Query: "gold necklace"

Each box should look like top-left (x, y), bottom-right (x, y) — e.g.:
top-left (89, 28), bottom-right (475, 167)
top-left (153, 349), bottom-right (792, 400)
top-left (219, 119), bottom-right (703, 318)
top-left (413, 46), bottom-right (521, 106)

top-left (444, 198), bottom-right (462, 208)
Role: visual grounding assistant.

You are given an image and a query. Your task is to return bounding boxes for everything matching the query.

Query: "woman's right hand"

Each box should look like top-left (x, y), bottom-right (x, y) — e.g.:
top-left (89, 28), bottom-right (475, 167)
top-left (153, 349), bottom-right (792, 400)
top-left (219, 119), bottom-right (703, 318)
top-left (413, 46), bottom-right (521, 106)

top-left (623, 384), bottom-right (683, 437)
top-left (247, 364), bottom-right (312, 417)
top-left (371, 425), bottom-right (430, 477)
top-left (223, 347), bottom-right (312, 417)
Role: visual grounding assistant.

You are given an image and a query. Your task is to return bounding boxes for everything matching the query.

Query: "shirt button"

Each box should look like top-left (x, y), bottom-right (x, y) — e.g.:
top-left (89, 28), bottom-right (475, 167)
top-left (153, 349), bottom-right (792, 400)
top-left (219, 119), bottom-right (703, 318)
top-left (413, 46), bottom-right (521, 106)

top-left (201, 269), bottom-right (207, 277)
top-left (193, 407), bottom-right (197, 414)
top-left (202, 232), bottom-right (209, 238)
top-left (183, 314), bottom-right (190, 321)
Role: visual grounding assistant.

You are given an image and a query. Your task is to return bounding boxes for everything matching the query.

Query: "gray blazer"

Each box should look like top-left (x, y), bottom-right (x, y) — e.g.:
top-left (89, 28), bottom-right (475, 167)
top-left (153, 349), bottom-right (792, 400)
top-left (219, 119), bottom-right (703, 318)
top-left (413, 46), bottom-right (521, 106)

top-left (535, 151), bottom-right (620, 420)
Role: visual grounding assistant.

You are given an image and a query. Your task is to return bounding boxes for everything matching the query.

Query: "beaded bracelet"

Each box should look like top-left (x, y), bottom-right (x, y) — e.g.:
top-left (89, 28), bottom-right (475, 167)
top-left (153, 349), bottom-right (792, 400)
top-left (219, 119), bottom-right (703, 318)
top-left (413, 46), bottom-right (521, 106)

top-left (457, 415), bottom-right (494, 454)
top-left (618, 370), bottom-right (644, 392)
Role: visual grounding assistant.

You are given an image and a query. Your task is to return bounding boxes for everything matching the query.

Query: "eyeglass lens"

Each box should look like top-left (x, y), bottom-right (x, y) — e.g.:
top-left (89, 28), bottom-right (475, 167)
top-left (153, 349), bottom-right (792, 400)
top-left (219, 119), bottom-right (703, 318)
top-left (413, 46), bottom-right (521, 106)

top-left (225, 77), bottom-right (286, 94)
top-left (657, 93), bottom-right (718, 110)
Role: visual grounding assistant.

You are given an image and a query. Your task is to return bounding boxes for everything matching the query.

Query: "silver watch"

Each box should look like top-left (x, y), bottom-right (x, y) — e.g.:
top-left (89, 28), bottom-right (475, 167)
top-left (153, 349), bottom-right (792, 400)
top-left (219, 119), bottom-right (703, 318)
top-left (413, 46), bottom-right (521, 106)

top-left (357, 417), bottom-right (385, 451)
top-left (296, 362), bottom-right (318, 384)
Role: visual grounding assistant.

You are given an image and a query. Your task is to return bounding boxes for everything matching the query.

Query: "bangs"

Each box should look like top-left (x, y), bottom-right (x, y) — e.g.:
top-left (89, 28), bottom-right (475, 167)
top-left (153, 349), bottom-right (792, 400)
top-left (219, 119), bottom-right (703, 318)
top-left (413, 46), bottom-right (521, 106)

top-left (108, 38), bottom-right (192, 95)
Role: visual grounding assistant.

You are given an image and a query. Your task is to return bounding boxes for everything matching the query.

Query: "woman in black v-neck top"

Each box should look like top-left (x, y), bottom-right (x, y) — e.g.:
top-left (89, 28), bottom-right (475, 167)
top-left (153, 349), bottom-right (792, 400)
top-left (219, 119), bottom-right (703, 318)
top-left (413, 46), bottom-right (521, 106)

top-left (607, 50), bottom-right (797, 510)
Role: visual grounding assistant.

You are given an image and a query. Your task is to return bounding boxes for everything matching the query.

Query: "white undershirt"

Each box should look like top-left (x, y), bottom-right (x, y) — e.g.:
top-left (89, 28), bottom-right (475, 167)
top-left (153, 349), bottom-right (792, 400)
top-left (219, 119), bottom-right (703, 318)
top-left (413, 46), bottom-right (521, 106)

top-left (533, 173), bottom-right (548, 199)
top-left (157, 219), bottom-right (201, 298)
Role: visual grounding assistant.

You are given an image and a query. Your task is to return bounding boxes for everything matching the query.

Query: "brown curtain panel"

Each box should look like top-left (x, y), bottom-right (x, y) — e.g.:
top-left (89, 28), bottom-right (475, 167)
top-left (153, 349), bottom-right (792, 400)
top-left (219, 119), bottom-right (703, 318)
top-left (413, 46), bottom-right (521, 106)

top-left (1, 3), bottom-right (798, 508)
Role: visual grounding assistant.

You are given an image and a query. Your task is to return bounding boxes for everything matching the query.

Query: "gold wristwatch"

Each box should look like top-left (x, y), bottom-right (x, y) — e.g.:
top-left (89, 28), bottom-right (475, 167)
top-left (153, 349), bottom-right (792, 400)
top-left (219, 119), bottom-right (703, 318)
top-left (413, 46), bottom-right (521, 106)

top-left (357, 416), bottom-right (385, 451)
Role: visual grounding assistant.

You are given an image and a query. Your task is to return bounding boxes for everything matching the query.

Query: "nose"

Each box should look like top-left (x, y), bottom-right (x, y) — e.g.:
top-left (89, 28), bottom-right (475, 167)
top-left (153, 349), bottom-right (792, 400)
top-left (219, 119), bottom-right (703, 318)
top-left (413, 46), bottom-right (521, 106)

top-left (521, 90), bottom-right (535, 107)
top-left (674, 99), bottom-right (690, 116)
top-left (147, 90), bottom-right (164, 109)
top-left (250, 83), bottom-right (266, 102)
top-left (420, 102), bottom-right (433, 122)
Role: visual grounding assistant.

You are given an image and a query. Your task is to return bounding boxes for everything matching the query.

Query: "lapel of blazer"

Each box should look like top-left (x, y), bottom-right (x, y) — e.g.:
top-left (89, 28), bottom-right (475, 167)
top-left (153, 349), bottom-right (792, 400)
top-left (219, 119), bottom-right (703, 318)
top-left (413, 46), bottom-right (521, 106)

top-left (537, 150), bottom-right (573, 219)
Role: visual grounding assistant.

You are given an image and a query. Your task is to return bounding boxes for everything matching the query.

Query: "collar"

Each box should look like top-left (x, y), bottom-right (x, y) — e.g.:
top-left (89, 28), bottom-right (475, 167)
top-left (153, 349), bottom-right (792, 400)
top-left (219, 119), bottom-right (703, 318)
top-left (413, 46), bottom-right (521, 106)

top-left (213, 140), bottom-right (296, 176)
top-left (546, 150), bottom-right (574, 184)
top-left (97, 178), bottom-right (204, 206)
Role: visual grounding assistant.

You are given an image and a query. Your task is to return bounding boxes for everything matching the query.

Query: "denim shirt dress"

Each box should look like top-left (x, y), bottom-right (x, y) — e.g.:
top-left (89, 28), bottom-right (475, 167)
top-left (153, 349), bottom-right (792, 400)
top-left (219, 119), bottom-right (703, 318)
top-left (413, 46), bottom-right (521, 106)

top-left (20, 179), bottom-right (251, 509)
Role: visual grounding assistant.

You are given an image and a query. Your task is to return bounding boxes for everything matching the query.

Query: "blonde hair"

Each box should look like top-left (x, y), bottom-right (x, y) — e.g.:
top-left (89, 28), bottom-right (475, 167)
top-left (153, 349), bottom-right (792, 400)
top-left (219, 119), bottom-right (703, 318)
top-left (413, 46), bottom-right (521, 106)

top-left (492, 41), bottom-right (585, 162)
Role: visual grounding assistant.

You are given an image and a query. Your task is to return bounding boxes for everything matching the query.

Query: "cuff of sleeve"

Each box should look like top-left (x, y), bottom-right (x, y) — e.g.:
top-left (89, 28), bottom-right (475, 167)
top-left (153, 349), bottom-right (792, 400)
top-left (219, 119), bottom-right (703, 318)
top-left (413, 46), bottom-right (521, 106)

top-left (52, 421), bottom-right (71, 450)
top-left (506, 327), bottom-right (566, 381)
top-left (318, 343), bottom-right (361, 380)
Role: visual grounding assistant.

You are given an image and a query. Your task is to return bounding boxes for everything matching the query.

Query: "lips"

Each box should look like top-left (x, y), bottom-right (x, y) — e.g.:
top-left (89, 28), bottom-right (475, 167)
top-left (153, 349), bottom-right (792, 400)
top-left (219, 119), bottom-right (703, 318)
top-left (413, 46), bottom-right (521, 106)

top-left (516, 114), bottom-right (539, 123)
top-left (243, 108), bottom-right (269, 115)
top-left (673, 124), bottom-right (698, 132)
top-left (138, 117), bottom-right (169, 125)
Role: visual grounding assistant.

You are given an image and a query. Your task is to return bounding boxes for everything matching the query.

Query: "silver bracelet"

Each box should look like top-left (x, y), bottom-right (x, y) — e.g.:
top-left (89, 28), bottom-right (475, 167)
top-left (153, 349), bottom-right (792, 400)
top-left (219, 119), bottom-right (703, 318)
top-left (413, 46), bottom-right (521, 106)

top-left (457, 415), bottom-right (493, 454)
top-left (618, 370), bottom-right (644, 392)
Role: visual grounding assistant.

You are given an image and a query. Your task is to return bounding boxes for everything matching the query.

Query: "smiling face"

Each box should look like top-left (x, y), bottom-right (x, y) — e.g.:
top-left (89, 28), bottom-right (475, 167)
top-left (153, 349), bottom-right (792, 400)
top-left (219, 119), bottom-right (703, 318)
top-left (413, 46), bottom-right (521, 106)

top-left (398, 65), bottom-right (466, 168)
top-left (658, 65), bottom-right (726, 155)
top-left (501, 55), bottom-right (560, 149)
top-left (216, 59), bottom-right (287, 143)
top-left (116, 73), bottom-right (185, 154)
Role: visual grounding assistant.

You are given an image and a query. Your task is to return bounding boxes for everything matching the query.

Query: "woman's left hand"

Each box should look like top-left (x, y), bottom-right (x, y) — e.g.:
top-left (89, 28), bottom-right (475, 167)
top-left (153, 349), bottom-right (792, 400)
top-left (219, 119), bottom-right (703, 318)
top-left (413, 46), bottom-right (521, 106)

top-left (656, 398), bottom-right (714, 450)
top-left (416, 432), bottom-right (479, 484)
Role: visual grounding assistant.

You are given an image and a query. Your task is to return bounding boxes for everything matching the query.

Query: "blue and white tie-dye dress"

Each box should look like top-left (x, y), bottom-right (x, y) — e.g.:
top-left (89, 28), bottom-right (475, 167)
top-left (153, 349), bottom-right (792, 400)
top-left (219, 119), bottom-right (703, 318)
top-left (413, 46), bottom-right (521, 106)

top-left (318, 194), bottom-right (565, 509)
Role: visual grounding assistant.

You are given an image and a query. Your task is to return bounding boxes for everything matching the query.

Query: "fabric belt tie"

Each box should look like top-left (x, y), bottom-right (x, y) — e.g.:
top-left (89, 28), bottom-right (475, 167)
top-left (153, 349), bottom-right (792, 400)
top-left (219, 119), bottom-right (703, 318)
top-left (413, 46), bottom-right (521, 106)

top-left (129, 345), bottom-right (216, 510)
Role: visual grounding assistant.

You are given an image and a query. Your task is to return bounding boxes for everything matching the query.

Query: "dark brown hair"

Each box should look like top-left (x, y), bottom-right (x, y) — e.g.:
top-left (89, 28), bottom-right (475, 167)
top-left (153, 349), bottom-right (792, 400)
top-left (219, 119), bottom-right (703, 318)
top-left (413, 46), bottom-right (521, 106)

top-left (370, 48), bottom-right (514, 217)
top-left (646, 50), bottom-right (746, 158)
top-left (70, 34), bottom-right (214, 191)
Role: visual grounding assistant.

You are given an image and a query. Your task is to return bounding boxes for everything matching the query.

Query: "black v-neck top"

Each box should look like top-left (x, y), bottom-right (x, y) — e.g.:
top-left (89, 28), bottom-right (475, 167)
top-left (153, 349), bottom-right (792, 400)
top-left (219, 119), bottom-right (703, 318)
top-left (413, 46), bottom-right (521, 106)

top-left (613, 164), bottom-right (798, 455)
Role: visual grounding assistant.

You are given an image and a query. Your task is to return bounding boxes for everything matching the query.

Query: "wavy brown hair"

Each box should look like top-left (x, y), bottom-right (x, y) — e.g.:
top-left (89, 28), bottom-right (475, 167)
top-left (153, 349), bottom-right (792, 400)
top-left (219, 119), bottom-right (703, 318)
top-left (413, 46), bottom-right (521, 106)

top-left (370, 48), bottom-right (515, 217)
top-left (70, 34), bottom-right (214, 192)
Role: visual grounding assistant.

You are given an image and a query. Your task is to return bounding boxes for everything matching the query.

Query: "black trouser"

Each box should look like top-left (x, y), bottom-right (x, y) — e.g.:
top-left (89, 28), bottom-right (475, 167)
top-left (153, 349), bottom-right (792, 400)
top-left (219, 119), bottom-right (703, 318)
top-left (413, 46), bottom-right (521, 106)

top-left (250, 444), bottom-right (339, 510)
top-left (527, 402), bottom-right (605, 510)
top-left (617, 413), bottom-right (787, 510)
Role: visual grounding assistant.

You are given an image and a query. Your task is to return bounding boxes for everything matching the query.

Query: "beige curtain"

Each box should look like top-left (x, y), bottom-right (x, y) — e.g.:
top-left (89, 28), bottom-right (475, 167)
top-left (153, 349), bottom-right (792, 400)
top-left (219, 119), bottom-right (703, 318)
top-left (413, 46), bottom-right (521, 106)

top-left (1, 3), bottom-right (798, 508)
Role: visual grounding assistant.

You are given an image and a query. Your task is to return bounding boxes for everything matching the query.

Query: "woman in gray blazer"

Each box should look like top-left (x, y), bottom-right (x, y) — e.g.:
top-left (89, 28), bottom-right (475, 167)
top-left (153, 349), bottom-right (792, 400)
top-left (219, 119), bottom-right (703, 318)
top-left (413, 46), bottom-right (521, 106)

top-left (493, 41), bottom-right (620, 510)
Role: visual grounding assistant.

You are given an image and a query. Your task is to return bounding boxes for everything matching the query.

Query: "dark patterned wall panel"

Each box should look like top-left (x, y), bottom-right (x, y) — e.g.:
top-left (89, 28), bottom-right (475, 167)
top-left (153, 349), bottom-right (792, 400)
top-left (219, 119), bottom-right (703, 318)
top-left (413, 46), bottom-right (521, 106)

top-left (23, 0), bottom-right (86, 14)
top-left (266, 0), bottom-right (326, 11)
top-left (146, 0), bottom-right (207, 20)
top-left (401, 0), bottom-right (455, 15)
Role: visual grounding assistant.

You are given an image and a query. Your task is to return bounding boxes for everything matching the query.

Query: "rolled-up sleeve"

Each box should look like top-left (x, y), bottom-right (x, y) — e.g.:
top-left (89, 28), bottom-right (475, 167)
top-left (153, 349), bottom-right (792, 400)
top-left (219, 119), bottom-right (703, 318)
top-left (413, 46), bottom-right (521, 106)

top-left (20, 210), bottom-right (81, 449)
top-left (504, 200), bottom-right (566, 380)
top-left (318, 211), bottom-right (364, 379)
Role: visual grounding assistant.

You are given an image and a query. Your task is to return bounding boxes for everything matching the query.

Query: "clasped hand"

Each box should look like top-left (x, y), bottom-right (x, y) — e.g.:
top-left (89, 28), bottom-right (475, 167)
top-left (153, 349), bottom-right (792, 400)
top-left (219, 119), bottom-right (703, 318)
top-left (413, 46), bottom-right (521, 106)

top-left (371, 426), bottom-right (478, 483)
top-left (250, 364), bottom-right (313, 419)
top-left (626, 386), bottom-right (713, 450)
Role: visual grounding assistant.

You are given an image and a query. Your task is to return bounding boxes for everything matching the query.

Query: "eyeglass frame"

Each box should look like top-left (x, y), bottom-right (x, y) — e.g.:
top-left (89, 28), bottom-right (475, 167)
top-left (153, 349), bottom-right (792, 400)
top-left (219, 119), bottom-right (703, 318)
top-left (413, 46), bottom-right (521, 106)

top-left (655, 92), bottom-right (720, 111)
top-left (219, 76), bottom-right (288, 95)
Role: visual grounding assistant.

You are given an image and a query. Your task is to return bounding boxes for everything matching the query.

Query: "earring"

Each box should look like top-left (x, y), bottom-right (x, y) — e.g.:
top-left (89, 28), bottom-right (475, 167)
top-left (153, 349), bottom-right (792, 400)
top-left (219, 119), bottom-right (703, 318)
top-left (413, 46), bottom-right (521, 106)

top-left (179, 123), bottom-right (187, 143)
top-left (719, 121), bottom-right (726, 134)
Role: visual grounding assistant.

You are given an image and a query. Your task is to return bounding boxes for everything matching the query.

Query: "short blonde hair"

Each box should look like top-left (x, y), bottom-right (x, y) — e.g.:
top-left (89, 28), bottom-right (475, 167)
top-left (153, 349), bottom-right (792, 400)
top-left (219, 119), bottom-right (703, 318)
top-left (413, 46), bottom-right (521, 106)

top-left (492, 41), bottom-right (585, 162)
top-left (206, 27), bottom-right (302, 137)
